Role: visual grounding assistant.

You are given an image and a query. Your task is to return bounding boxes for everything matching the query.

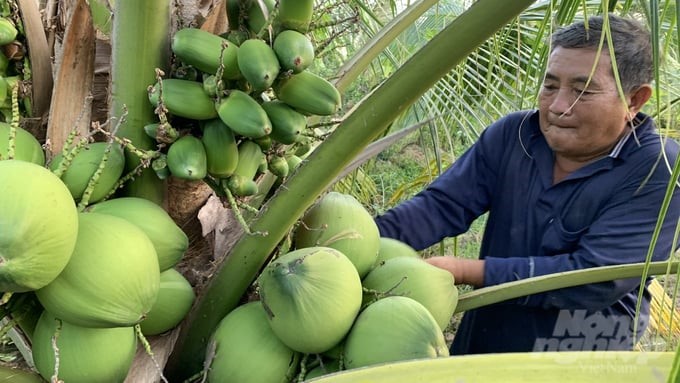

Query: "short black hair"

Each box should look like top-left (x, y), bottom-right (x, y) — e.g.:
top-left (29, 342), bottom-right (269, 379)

top-left (551, 14), bottom-right (653, 92)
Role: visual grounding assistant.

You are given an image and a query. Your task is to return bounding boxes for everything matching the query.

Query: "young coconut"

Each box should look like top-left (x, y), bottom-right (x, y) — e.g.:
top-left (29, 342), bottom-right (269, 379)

top-left (259, 246), bottom-right (363, 354)
top-left (87, 197), bottom-right (189, 271)
top-left (50, 141), bottom-right (125, 204)
top-left (36, 212), bottom-right (160, 328)
top-left (208, 301), bottom-right (299, 383)
top-left (294, 192), bottom-right (380, 278)
top-left (139, 268), bottom-right (195, 336)
top-left (375, 237), bottom-right (420, 263)
top-left (0, 160), bottom-right (78, 292)
top-left (343, 296), bottom-right (449, 370)
top-left (32, 310), bottom-right (137, 383)
top-left (0, 122), bottom-right (45, 165)
top-left (362, 256), bottom-right (458, 330)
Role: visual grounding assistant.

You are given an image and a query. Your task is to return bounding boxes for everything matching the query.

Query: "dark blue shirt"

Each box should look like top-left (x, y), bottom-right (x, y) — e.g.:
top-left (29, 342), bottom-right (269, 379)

top-left (375, 110), bottom-right (680, 353)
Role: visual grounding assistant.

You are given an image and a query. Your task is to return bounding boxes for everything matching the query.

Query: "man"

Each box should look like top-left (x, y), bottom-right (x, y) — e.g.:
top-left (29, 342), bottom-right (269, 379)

top-left (375, 14), bottom-right (680, 354)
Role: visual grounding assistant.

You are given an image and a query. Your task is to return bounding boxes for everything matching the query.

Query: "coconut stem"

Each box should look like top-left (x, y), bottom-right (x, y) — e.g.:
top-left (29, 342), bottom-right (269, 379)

top-left (295, 353), bottom-right (310, 383)
top-left (51, 136), bottom-right (89, 178)
top-left (223, 185), bottom-right (268, 236)
top-left (148, 68), bottom-right (179, 144)
top-left (213, 42), bottom-right (228, 103)
top-left (134, 324), bottom-right (170, 383)
top-left (6, 82), bottom-right (18, 160)
top-left (78, 140), bottom-right (117, 210)
top-left (255, 5), bottom-right (277, 41)
top-left (50, 318), bottom-right (62, 383)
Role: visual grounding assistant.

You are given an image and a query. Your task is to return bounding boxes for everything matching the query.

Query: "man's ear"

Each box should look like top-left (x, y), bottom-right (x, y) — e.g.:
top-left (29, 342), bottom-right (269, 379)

top-left (628, 84), bottom-right (652, 115)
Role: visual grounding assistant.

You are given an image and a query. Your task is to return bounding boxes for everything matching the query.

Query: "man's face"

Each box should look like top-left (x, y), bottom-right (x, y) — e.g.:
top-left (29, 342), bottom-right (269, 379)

top-left (538, 47), bottom-right (632, 163)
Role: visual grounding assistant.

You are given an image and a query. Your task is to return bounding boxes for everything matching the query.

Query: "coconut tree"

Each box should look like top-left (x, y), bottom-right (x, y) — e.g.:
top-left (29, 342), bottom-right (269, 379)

top-left (166, 0), bottom-right (680, 380)
top-left (1, 0), bottom-right (679, 381)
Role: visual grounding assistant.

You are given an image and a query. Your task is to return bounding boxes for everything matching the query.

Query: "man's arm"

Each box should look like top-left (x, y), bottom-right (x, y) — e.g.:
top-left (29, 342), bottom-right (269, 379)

top-left (375, 113), bottom-right (520, 250)
top-left (425, 257), bottom-right (485, 287)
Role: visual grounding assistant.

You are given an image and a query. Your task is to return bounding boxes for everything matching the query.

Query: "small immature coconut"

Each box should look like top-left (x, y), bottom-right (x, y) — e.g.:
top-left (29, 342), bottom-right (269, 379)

top-left (259, 246), bottom-right (363, 354)
top-left (273, 30), bottom-right (315, 73)
top-left (36, 212), bottom-right (160, 328)
top-left (343, 296), bottom-right (449, 370)
top-left (208, 301), bottom-right (299, 383)
top-left (0, 160), bottom-right (78, 292)
top-left (294, 192), bottom-right (380, 278)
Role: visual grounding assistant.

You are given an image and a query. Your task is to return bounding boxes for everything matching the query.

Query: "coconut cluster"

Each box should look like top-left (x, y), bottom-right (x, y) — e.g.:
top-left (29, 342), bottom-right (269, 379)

top-left (0, 158), bottom-right (193, 383)
top-left (206, 191), bottom-right (459, 382)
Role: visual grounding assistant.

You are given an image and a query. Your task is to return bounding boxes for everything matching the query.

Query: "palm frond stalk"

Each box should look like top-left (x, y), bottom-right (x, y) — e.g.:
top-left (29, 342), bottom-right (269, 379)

top-left (456, 261), bottom-right (680, 313)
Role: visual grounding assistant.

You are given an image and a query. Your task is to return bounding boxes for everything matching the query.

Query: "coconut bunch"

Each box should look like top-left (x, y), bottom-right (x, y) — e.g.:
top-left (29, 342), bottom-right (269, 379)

top-left (142, 0), bottom-right (339, 203)
top-left (0, 131), bottom-right (194, 382)
top-left (203, 191), bottom-right (460, 382)
top-left (0, 13), bottom-right (28, 122)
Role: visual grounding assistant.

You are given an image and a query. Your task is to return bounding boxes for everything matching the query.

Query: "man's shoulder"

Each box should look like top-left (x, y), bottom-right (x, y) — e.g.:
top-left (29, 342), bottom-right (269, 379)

top-left (627, 115), bottom-right (680, 160)
top-left (478, 110), bottom-right (540, 146)
top-left (490, 110), bottom-right (538, 127)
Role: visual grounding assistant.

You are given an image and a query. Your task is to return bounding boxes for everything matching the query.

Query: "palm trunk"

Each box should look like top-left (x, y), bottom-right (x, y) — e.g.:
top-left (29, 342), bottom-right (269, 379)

top-left (109, 0), bottom-right (170, 205)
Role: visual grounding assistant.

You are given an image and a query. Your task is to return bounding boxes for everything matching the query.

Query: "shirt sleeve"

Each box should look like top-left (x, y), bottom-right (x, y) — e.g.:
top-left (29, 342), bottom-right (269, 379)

top-left (374, 115), bottom-right (511, 250)
top-left (483, 158), bottom-right (680, 311)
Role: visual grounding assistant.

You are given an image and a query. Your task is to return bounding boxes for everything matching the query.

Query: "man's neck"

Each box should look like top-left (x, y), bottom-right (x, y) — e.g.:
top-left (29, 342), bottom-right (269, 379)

top-left (552, 153), bottom-right (608, 184)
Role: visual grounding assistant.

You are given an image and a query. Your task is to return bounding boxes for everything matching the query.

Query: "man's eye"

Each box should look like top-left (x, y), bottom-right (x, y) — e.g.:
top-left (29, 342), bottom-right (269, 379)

top-left (542, 84), bottom-right (557, 91)
top-left (574, 88), bottom-right (594, 96)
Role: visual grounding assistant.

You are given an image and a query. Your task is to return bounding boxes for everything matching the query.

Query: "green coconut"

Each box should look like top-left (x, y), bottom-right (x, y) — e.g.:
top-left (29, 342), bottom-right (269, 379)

top-left (343, 296), bottom-right (449, 370)
top-left (139, 268), bottom-right (195, 336)
top-left (273, 30), bottom-right (315, 73)
top-left (374, 237), bottom-right (420, 265)
top-left (304, 359), bottom-right (342, 380)
top-left (87, 197), bottom-right (189, 270)
top-left (245, 0), bottom-right (275, 35)
top-left (36, 212), bottom-right (160, 328)
top-left (0, 160), bottom-right (78, 292)
top-left (362, 256), bottom-right (458, 330)
top-left (259, 247), bottom-right (363, 354)
top-left (32, 310), bottom-right (137, 383)
top-left (294, 192), bottom-right (380, 278)
top-left (208, 301), bottom-right (299, 383)
top-left (50, 141), bottom-right (125, 203)
top-left (0, 122), bottom-right (45, 165)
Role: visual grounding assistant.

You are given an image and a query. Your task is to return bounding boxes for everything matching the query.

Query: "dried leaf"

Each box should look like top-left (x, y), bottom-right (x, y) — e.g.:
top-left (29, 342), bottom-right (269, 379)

top-left (200, 0), bottom-right (228, 35)
top-left (197, 194), bottom-right (239, 260)
top-left (46, 0), bottom-right (95, 154)
top-left (18, 0), bottom-right (54, 123)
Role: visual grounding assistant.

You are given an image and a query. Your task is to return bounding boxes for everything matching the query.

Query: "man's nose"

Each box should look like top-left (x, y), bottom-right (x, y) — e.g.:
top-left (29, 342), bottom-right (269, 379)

top-left (548, 88), bottom-right (575, 116)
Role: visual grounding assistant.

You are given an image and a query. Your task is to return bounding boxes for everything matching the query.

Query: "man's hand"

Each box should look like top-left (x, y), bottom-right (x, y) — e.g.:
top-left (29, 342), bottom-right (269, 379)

top-left (425, 256), bottom-right (485, 287)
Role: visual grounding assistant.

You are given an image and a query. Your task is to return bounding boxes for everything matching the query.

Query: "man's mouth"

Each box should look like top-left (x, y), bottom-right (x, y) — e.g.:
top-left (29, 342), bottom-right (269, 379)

top-left (547, 121), bottom-right (574, 129)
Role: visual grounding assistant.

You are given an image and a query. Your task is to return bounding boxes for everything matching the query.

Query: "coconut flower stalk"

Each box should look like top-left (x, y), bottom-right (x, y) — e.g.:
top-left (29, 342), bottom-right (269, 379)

top-left (109, 0), bottom-right (170, 204)
top-left (166, 0), bottom-right (536, 378)
top-left (455, 261), bottom-right (680, 313)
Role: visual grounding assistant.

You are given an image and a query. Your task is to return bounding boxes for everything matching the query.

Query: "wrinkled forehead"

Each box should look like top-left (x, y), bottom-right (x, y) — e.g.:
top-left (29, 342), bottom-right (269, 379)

top-left (544, 47), bottom-right (617, 86)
